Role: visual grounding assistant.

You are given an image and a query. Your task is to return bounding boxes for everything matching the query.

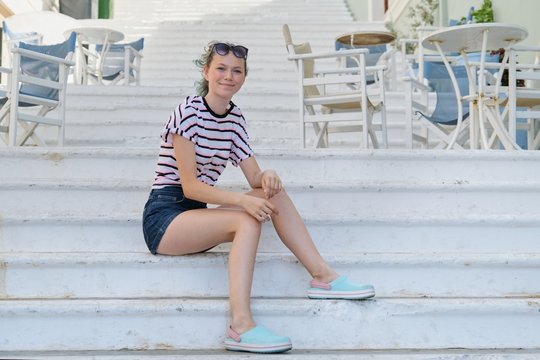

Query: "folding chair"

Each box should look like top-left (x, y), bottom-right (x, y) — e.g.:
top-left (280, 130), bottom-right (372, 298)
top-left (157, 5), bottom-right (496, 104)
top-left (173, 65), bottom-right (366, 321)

top-left (0, 32), bottom-right (76, 146)
top-left (283, 24), bottom-right (388, 148)
top-left (404, 60), bottom-right (471, 149)
top-left (92, 37), bottom-right (144, 85)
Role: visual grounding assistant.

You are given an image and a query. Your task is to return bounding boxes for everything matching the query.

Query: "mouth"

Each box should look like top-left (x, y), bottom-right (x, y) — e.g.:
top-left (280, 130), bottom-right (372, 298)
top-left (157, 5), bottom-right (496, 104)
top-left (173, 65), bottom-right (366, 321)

top-left (219, 83), bottom-right (237, 90)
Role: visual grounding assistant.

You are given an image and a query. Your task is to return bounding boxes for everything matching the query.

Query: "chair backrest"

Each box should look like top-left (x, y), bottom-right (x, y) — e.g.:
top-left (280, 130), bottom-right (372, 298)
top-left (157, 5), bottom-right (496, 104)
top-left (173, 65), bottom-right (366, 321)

top-left (282, 24), bottom-right (319, 98)
top-left (17, 32), bottom-right (76, 101)
top-left (95, 37), bottom-right (144, 78)
top-left (2, 20), bottom-right (44, 73)
top-left (421, 61), bottom-right (470, 125)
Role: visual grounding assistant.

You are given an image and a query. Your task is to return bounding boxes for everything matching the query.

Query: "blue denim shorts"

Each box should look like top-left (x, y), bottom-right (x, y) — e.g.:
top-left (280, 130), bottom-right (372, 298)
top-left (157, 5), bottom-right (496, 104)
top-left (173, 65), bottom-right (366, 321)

top-left (142, 185), bottom-right (207, 254)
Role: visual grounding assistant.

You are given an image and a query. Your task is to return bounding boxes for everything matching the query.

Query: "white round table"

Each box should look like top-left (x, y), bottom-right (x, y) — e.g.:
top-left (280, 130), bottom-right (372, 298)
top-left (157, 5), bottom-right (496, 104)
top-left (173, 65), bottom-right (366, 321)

top-left (336, 31), bottom-right (396, 47)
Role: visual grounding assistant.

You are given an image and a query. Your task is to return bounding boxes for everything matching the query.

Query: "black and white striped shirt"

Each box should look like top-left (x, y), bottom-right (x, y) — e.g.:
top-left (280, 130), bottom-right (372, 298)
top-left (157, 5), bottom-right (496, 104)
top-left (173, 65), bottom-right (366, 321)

top-left (152, 95), bottom-right (253, 189)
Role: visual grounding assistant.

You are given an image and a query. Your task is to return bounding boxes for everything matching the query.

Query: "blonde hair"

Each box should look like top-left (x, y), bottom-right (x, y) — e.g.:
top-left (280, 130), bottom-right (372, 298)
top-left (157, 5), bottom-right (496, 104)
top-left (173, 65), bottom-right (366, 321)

top-left (193, 41), bottom-right (249, 97)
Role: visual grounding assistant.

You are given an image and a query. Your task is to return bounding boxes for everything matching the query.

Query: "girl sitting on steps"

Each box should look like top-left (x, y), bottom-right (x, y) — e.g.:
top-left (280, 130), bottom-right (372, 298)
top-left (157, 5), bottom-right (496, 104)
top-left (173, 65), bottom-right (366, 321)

top-left (142, 40), bottom-right (375, 354)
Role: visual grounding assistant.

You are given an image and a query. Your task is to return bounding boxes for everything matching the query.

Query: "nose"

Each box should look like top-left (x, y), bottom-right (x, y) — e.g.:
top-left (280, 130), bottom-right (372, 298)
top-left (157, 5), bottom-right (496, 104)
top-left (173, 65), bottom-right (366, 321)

top-left (224, 69), bottom-right (234, 80)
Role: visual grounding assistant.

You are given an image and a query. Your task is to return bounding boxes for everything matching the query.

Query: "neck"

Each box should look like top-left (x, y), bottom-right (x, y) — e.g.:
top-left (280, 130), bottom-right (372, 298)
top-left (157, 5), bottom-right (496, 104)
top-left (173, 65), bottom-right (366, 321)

top-left (204, 94), bottom-right (230, 115)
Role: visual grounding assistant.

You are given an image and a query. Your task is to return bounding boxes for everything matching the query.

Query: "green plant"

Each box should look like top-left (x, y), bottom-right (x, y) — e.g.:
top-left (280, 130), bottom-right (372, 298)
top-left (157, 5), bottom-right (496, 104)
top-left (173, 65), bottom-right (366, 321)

top-left (472, 0), bottom-right (494, 23)
top-left (458, 0), bottom-right (494, 24)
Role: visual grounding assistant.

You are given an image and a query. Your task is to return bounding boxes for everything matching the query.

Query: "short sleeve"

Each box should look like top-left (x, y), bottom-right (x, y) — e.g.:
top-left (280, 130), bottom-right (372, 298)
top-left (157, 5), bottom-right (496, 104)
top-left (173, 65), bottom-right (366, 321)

top-left (229, 115), bottom-right (254, 167)
top-left (161, 97), bottom-right (200, 144)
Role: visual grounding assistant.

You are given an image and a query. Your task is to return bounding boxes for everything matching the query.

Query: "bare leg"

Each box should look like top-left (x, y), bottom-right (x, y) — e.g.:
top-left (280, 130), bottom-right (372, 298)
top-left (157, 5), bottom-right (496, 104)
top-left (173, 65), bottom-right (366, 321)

top-left (247, 188), bottom-right (338, 283)
top-left (157, 208), bottom-right (262, 333)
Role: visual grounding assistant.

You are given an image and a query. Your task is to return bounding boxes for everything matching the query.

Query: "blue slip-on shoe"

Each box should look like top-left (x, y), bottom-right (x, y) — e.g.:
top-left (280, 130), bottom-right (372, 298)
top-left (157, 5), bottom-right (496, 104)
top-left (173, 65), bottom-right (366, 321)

top-left (307, 275), bottom-right (375, 300)
top-left (224, 325), bottom-right (292, 353)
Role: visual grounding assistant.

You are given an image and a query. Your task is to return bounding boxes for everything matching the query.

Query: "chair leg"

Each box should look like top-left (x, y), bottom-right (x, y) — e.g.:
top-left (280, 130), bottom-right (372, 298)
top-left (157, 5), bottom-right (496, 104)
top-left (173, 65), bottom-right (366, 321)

top-left (18, 107), bottom-right (53, 146)
top-left (18, 122), bottom-right (46, 146)
top-left (426, 121), bottom-right (465, 150)
top-left (530, 119), bottom-right (540, 150)
top-left (367, 110), bottom-right (379, 148)
top-left (314, 122), bottom-right (329, 148)
top-left (378, 107), bottom-right (388, 149)
top-left (368, 127), bottom-right (379, 148)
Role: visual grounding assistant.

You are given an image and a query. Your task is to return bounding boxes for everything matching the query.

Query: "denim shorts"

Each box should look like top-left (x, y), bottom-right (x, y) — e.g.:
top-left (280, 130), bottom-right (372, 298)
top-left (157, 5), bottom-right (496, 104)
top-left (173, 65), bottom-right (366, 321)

top-left (142, 185), bottom-right (207, 254)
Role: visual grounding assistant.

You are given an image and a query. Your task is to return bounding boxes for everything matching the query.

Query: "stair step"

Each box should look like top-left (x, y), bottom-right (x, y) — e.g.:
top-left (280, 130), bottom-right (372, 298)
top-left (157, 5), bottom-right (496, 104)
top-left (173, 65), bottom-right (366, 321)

top-left (1, 298), bottom-right (539, 351)
top-left (2, 252), bottom-right (539, 299)
top-left (2, 148), bottom-right (539, 184)
top-left (2, 349), bottom-right (540, 360)
top-left (3, 179), bottom-right (539, 216)
top-left (2, 213), bottom-right (539, 254)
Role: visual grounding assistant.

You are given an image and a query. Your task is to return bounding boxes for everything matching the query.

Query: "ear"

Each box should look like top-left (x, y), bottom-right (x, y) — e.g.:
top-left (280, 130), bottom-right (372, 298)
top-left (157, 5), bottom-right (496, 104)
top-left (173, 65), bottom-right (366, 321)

top-left (203, 65), bottom-right (209, 81)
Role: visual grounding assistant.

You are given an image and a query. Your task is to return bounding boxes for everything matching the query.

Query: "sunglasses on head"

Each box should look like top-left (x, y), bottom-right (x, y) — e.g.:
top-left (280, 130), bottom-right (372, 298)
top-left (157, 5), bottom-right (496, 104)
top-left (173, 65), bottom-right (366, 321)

top-left (212, 43), bottom-right (248, 59)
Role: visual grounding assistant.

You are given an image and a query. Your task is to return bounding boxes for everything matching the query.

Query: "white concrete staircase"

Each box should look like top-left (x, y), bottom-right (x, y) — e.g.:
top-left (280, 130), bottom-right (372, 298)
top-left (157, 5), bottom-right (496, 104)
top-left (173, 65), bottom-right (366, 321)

top-left (1, 0), bottom-right (540, 359)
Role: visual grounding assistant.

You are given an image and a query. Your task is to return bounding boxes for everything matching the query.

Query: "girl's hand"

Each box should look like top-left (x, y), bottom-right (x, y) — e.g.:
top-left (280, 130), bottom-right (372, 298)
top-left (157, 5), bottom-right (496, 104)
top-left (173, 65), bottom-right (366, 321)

top-left (261, 169), bottom-right (282, 199)
top-left (240, 194), bottom-right (278, 223)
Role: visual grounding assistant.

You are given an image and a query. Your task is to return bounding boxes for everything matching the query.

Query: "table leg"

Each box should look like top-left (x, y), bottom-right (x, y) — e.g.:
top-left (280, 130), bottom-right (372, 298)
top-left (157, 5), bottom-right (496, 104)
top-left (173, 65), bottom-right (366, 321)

top-left (433, 42), bottom-right (465, 149)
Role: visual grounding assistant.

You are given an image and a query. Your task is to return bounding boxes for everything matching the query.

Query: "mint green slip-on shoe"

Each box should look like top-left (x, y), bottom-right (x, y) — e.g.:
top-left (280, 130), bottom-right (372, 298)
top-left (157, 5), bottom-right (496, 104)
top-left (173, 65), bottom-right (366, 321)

top-left (224, 325), bottom-right (292, 354)
top-left (307, 275), bottom-right (375, 300)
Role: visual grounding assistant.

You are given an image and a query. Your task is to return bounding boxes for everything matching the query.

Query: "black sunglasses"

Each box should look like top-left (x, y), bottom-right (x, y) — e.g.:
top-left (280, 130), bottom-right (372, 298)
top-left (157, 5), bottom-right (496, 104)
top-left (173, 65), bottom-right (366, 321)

top-left (212, 43), bottom-right (248, 59)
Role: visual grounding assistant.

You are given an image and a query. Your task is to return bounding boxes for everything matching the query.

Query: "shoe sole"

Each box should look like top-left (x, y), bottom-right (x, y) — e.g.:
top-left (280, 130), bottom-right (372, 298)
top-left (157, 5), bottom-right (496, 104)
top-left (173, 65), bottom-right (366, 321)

top-left (224, 341), bottom-right (292, 354)
top-left (307, 289), bottom-right (375, 300)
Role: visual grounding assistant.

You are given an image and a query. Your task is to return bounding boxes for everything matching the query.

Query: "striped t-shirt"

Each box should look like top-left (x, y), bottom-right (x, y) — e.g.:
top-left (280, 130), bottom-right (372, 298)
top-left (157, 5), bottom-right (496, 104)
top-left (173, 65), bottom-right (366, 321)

top-left (152, 95), bottom-right (254, 189)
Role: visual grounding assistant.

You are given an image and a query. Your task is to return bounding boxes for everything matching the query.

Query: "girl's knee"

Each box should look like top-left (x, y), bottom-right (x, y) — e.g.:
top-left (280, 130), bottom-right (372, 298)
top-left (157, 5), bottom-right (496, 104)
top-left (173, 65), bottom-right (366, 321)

top-left (237, 211), bottom-right (261, 231)
top-left (226, 210), bottom-right (261, 232)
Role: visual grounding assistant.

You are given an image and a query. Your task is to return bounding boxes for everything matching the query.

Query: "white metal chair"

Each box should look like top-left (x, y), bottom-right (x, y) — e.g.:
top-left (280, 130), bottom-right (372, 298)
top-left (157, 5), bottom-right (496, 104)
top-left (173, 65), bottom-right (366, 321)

top-left (403, 58), bottom-right (472, 149)
top-left (0, 32), bottom-right (76, 146)
top-left (283, 24), bottom-right (387, 148)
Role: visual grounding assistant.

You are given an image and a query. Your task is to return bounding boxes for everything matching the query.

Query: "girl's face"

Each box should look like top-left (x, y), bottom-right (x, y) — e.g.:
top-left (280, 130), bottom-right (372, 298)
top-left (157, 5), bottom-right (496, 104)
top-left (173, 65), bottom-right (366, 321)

top-left (203, 52), bottom-right (246, 101)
